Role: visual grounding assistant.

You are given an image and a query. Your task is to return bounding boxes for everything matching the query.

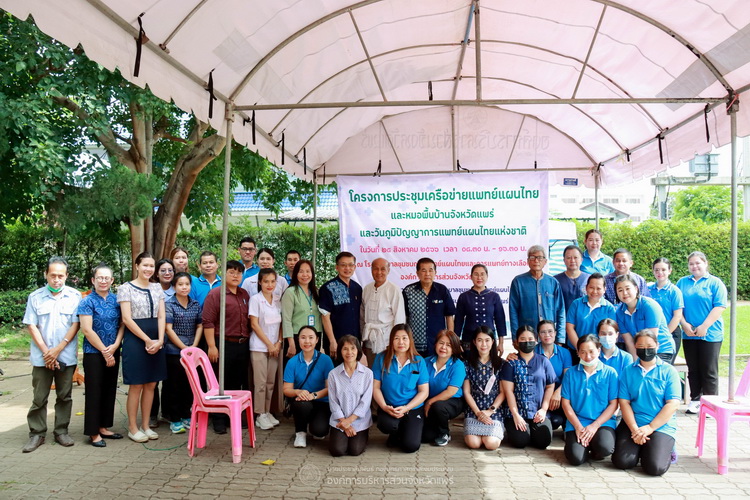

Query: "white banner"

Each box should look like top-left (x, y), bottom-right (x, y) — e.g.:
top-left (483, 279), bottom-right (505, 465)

top-left (337, 172), bottom-right (549, 305)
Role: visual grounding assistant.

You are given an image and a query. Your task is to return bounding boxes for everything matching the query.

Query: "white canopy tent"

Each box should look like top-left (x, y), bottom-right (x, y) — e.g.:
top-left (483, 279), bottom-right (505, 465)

top-left (3, 0), bottom-right (746, 397)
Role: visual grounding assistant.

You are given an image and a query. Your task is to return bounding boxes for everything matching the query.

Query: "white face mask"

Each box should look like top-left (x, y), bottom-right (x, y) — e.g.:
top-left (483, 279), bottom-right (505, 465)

top-left (579, 358), bottom-right (598, 367)
top-left (599, 336), bottom-right (616, 349)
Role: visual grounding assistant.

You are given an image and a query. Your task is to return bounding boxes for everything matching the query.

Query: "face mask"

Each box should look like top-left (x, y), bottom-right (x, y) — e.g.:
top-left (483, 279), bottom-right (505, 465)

top-left (47, 284), bottom-right (63, 293)
top-left (580, 358), bottom-right (598, 367)
top-left (636, 347), bottom-right (657, 362)
top-left (518, 341), bottom-right (537, 354)
top-left (599, 336), bottom-right (616, 349)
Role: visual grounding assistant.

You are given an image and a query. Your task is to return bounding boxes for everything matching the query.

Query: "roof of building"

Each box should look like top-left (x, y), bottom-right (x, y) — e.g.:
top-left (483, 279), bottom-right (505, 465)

top-left (230, 191), bottom-right (338, 213)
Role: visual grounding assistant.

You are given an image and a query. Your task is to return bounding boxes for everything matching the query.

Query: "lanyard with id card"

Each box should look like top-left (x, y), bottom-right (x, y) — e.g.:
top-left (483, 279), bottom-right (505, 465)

top-left (483, 372), bottom-right (497, 395)
top-left (298, 287), bottom-right (316, 326)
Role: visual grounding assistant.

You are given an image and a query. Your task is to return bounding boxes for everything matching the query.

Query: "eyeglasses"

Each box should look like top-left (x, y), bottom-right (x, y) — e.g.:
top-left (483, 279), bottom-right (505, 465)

top-left (159, 269), bottom-right (174, 274)
top-left (528, 256), bottom-right (547, 261)
top-left (239, 246), bottom-right (257, 252)
top-left (94, 277), bottom-right (112, 282)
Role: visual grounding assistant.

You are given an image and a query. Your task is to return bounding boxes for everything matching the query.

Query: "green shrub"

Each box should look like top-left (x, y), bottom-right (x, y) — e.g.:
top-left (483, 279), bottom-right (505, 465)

top-left (0, 289), bottom-right (33, 325)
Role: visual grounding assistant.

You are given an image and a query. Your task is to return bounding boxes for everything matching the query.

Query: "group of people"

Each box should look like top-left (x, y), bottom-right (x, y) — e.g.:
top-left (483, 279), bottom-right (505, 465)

top-left (20, 231), bottom-right (728, 477)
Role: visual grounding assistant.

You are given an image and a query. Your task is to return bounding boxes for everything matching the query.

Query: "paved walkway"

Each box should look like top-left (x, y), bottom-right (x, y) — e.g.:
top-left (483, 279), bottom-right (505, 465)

top-left (1, 359), bottom-right (749, 499)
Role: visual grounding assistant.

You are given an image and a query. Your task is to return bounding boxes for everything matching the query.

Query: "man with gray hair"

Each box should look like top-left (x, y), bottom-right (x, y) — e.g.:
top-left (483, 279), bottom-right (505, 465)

top-left (361, 258), bottom-right (406, 366)
top-left (508, 245), bottom-right (565, 343)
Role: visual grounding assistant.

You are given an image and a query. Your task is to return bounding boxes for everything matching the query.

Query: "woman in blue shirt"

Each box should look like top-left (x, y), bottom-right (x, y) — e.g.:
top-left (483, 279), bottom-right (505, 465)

top-left (615, 274), bottom-right (674, 362)
top-left (421, 330), bottom-right (466, 446)
top-left (561, 334), bottom-right (618, 465)
top-left (535, 320), bottom-right (572, 431)
top-left (566, 273), bottom-right (616, 352)
top-left (283, 326), bottom-right (334, 448)
top-left (649, 258), bottom-right (684, 364)
top-left (676, 251), bottom-right (728, 415)
top-left (597, 319), bottom-right (633, 376)
top-left (78, 264), bottom-right (124, 447)
top-left (372, 324), bottom-right (429, 453)
top-left (501, 326), bottom-right (556, 449)
top-left (455, 264), bottom-right (506, 353)
top-left (612, 330), bottom-right (681, 476)
top-left (463, 326), bottom-right (505, 450)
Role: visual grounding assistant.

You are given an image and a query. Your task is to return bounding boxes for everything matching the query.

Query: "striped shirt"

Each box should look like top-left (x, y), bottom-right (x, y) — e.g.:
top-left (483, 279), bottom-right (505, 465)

top-left (327, 362), bottom-right (374, 432)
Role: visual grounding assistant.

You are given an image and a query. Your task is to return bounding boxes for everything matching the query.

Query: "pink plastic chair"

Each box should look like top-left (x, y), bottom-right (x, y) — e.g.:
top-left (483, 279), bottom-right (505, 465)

top-left (695, 359), bottom-right (750, 474)
top-left (180, 347), bottom-right (255, 463)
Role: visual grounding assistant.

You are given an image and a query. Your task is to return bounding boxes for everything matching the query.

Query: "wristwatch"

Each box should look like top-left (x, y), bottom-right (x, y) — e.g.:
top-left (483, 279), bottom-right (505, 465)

top-left (312, 392), bottom-right (318, 399)
top-left (489, 405), bottom-right (497, 413)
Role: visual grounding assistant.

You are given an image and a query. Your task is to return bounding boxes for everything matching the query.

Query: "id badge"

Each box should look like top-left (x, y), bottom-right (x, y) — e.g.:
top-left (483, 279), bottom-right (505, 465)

top-left (307, 314), bottom-right (315, 326)
top-left (483, 374), bottom-right (497, 395)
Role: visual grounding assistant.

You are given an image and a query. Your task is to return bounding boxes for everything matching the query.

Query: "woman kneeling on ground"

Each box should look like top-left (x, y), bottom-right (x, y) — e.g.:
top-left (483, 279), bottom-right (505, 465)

top-left (501, 326), bottom-right (556, 449)
top-left (612, 330), bottom-right (681, 475)
top-left (560, 334), bottom-right (618, 465)
top-left (421, 330), bottom-right (466, 447)
top-left (327, 335), bottom-right (373, 457)
top-left (283, 326), bottom-right (334, 448)
top-left (372, 324), bottom-right (429, 453)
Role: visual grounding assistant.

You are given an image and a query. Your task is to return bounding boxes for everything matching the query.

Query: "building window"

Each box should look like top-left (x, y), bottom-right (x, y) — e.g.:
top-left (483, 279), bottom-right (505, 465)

top-left (603, 197), bottom-right (620, 204)
top-left (581, 198), bottom-right (594, 203)
top-left (561, 198), bottom-right (577, 203)
top-left (625, 198), bottom-right (640, 204)
top-left (631, 216), bottom-right (642, 222)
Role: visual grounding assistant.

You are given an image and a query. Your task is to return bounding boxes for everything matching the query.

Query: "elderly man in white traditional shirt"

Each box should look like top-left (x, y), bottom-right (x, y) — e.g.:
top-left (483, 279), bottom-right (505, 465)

top-left (361, 258), bottom-right (406, 366)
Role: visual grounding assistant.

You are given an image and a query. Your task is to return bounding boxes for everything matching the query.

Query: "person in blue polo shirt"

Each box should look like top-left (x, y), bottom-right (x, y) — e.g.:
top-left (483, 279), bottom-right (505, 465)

top-left (615, 274), bottom-right (674, 362)
top-left (612, 330), bottom-right (681, 476)
top-left (597, 319), bottom-right (633, 375)
top-left (319, 252), bottom-right (362, 358)
top-left (677, 251), bottom-right (728, 415)
top-left (555, 245), bottom-right (590, 312)
top-left (501, 326), bottom-right (556, 449)
top-left (372, 324), bottom-right (429, 453)
top-left (649, 258), bottom-right (684, 364)
top-left (238, 236), bottom-right (259, 283)
top-left (421, 330), bottom-right (466, 447)
top-left (561, 334), bottom-right (618, 465)
top-left (566, 273), bottom-right (616, 353)
top-left (403, 258), bottom-right (456, 356)
top-left (580, 229), bottom-right (615, 276)
top-left (283, 326), bottom-right (334, 448)
top-left (189, 251), bottom-right (221, 305)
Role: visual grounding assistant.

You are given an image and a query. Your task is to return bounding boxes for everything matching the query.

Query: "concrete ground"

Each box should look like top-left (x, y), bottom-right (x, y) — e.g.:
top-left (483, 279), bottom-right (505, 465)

top-left (1, 359), bottom-right (749, 499)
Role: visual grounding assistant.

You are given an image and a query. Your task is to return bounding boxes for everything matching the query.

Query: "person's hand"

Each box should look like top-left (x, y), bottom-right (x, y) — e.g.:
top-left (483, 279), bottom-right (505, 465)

top-left (512, 411), bottom-right (527, 431)
top-left (424, 400), bottom-right (433, 417)
top-left (550, 389), bottom-right (562, 411)
top-left (533, 408), bottom-right (547, 424)
top-left (329, 339), bottom-right (338, 358)
top-left (392, 406), bottom-right (409, 418)
top-left (478, 409), bottom-right (494, 425)
top-left (104, 353), bottom-right (116, 368)
top-left (505, 352), bottom-right (519, 361)
top-left (287, 342), bottom-right (296, 358)
top-left (694, 325), bottom-right (708, 337)
top-left (101, 345), bottom-right (113, 357)
top-left (631, 424), bottom-right (653, 445)
top-left (683, 324), bottom-right (696, 337)
top-left (384, 405), bottom-right (403, 418)
top-left (43, 346), bottom-right (61, 365)
top-left (295, 390), bottom-right (314, 401)
top-left (344, 425), bottom-right (357, 437)
top-left (576, 423), bottom-right (599, 447)
top-left (208, 346), bottom-right (219, 363)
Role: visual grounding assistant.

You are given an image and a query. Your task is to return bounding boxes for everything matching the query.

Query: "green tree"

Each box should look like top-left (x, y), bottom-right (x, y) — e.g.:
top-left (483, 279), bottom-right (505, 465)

top-left (0, 12), bottom-right (321, 266)
top-left (671, 185), bottom-right (742, 223)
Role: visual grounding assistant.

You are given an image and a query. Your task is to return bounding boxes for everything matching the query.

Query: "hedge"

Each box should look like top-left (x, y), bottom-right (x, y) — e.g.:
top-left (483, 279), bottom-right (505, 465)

top-left (0, 290), bottom-right (31, 326)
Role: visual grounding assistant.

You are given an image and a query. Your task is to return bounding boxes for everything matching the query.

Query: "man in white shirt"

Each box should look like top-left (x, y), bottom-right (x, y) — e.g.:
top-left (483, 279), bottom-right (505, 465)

top-left (361, 258), bottom-right (406, 366)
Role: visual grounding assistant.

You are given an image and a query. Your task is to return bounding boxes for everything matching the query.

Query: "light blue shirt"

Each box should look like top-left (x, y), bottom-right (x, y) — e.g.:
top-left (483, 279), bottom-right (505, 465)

top-left (534, 343), bottom-right (572, 386)
top-left (600, 347), bottom-right (633, 376)
top-left (189, 274), bottom-right (221, 305)
top-left (581, 250), bottom-right (614, 276)
top-left (373, 353), bottom-right (429, 408)
top-left (561, 362), bottom-right (619, 432)
top-left (23, 286), bottom-right (82, 367)
top-left (283, 350), bottom-right (334, 402)
top-left (647, 281), bottom-right (683, 328)
top-left (618, 359), bottom-right (681, 439)
top-left (425, 355), bottom-right (466, 399)
top-left (616, 296), bottom-right (675, 354)
top-left (508, 272), bottom-right (566, 342)
top-left (676, 274), bottom-right (728, 343)
top-left (327, 362), bottom-right (373, 433)
top-left (566, 295), bottom-right (617, 350)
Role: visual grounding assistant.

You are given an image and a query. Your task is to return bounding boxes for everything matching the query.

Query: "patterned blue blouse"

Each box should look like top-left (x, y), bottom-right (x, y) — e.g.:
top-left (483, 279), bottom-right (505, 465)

top-left (164, 295), bottom-right (203, 355)
top-left (465, 359), bottom-right (504, 421)
top-left (77, 292), bottom-right (121, 354)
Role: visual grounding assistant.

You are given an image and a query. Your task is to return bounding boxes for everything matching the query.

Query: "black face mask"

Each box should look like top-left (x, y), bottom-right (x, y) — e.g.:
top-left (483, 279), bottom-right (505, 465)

top-left (518, 341), bottom-right (537, 354)
top-left (636, 347), bottom-right (657, 362)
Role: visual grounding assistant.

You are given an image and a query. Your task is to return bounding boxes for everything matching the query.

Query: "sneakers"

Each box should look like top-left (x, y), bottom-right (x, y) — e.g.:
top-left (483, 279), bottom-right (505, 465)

top-left (670, 449), bottom-right (679, 464)
top-left (257, 414), bottom-right (274, 430)
top-left (170, 422), bottom-right (186, 434)
top-left (267, 414), bottom-right (280, 426)
top-left (142, 427), bottom-right (159, 440)
top-left (128, 430), bottom-right (148, 443)
top-left (434, 434), bottom-right (451, 447)
top-left (686, 400), bottom-right (701, 414)
top-left (181, 418), bottom-right (191, 430)
top-left (294, 432), bottom-right (307, 448)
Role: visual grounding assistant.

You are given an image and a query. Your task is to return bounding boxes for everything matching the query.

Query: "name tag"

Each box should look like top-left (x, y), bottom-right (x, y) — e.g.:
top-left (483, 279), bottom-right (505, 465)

top-left (307, 315), bottom-right (316, 326)
top-left (483, 374), bottom-right (497, 395)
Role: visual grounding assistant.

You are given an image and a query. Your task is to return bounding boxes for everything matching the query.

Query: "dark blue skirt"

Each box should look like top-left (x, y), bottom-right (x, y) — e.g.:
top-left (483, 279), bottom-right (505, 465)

top-left (122, 317), bottom-right (167, 385)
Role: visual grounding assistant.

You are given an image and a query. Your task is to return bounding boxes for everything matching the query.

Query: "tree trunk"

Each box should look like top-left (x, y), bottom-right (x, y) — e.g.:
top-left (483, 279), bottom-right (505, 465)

top-left (128, 220), bottom-right (146, 279)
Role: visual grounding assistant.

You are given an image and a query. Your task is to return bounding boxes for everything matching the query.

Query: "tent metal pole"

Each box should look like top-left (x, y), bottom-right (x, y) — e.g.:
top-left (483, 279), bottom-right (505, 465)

top-left (728, 99), bottom-right (739, 401)
top-left (474, 0), bottom-right (482, 101)
top-left (217, 103), bottom-right (234, 394)
top-left (312, 171), bottom-right (319, 270)
top-left (594, 167), bottom-right (600, 230)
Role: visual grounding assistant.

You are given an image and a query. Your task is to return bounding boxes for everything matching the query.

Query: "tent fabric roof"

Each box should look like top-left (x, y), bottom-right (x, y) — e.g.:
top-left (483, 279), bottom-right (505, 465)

top-left (5, 0), bottom-right (750, 187)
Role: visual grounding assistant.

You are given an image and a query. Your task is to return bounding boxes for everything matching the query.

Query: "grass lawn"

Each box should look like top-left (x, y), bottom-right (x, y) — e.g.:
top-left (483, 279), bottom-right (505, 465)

top-left (719, 304), bottom-right (750, 355)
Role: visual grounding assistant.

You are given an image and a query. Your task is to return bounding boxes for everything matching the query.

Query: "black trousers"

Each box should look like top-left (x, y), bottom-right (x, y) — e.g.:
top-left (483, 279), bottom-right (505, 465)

top-left (329, 428), bottom-right (369, 457)
top-left (612, 422), bottom-right (674, 476)
top-left (290, 399), bottom-right (331, 436)
top-left (504, 418), bottom-right (553, 449)
top-left (682, 339), bottom-right (722, 400)
top-left (421, 398), bottom-right (464, 443)
top-left (564, 426), bottom-right (616, 465)
top-left (548, 408), bottom-right (566, 431)
top-left (671, 327), bottom-right (682, 364)
top-left (83, 352), bottom-right (120, 436)
top-left (211, 340), bottom-right (250, 426)
top-left (163, 354), bottom-right (193, 422)
top-left (377, 407), bottom-right (424, 453)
